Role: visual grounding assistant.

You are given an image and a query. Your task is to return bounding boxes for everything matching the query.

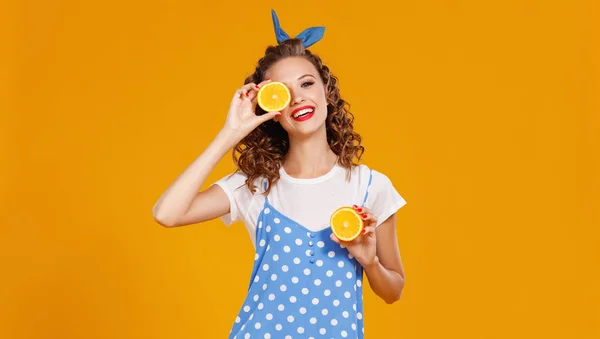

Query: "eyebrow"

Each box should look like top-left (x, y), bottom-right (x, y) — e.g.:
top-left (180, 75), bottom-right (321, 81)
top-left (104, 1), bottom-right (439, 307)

top-left (298, 74), bottom-right (316, 80)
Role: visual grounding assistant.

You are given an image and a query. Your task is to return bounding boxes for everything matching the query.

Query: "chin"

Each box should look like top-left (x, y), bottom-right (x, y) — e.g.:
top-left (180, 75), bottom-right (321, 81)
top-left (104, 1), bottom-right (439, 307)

top-left (285, 116), bottom-right (327, 138)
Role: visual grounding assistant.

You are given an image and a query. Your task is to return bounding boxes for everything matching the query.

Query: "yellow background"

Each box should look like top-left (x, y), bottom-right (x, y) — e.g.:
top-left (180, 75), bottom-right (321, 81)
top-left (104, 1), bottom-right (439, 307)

top-left (2, 0), bottom-right (599, 338)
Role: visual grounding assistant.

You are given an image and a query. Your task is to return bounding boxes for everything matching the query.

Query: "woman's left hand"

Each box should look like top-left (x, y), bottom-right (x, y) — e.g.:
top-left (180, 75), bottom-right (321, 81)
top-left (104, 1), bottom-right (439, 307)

top-left (330, 205), bottom-right (378, 268)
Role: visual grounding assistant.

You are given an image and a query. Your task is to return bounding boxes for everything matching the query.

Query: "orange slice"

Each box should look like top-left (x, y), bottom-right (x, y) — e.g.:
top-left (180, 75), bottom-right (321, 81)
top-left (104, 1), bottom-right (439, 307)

top-left (330, 206), bottom-right (364, 241)
top-left (257, 81), bottom-right (291, 112)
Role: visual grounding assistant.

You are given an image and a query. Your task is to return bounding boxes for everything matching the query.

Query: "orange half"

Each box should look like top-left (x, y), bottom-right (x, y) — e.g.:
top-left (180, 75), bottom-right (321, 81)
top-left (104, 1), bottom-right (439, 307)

top-left (257, 81), bottom-right (291, 112)
top-left (330, 206), bottom-right (364, 242)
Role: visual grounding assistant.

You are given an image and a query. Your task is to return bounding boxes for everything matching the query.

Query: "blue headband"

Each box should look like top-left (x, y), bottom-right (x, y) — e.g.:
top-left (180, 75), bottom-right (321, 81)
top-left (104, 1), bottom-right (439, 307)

top-left (271, 9), bottom-right (325, 48)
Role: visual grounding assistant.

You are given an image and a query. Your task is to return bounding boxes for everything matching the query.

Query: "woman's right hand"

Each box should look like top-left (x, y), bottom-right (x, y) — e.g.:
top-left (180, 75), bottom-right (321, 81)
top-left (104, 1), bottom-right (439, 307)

top-left (223, 79), bottom-right (281, 140)
top-left (154, 80), bottom-right (281, 229)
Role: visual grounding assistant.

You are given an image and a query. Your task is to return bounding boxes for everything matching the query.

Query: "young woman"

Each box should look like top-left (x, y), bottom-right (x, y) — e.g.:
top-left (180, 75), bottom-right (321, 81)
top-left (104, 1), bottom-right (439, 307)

top-left (153, 10), bottom-right (408, 339)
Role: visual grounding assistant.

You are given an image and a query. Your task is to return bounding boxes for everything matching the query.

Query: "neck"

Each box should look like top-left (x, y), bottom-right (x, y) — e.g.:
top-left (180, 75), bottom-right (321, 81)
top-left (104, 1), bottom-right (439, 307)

top-left (284, 127), bottom-right (338, 179)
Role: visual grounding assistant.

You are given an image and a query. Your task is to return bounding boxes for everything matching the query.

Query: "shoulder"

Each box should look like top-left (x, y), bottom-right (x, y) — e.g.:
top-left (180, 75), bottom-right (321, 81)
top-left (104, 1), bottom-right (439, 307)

top-left (357, 164), bottom-right (407, 225)
top-left (214, 170), bottom-right (265, 194)
top-left (356, 163), bottom-right (403, 204)
top-left (212, 170), bottom-right (267, 227)
top-left (352, 164), bottom-right (393, 186)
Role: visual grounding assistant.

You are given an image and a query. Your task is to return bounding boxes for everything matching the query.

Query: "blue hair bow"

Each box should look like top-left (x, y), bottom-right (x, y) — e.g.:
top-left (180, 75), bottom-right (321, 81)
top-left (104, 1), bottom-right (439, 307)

top-left (271, 9), bottom-right (325, 48)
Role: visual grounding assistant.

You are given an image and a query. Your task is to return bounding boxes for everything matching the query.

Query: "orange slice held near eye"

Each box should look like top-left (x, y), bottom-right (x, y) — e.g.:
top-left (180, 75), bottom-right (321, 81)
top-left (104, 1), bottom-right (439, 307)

top-left (257, 82), bottom-right (291, 112)
top-left (330, 206), bottom-right (365, 242)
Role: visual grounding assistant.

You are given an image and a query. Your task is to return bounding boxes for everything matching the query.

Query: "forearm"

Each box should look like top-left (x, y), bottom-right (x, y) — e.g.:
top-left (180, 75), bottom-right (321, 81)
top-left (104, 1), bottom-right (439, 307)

top-left (363, 256), bottom-right (405, 304)
top-left (152, 128), bottom-right (240, 225)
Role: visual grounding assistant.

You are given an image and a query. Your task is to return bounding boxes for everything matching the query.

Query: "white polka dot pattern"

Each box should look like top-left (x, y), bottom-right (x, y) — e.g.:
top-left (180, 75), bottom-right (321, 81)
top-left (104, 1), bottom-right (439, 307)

top-left (228, 197), bottom-right (368, 338)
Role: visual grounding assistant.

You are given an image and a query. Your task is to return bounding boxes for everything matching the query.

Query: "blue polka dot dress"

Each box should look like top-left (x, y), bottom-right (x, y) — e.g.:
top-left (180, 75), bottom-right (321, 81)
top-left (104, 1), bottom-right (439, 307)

top-left (228, 170), bottom-right (373, 339)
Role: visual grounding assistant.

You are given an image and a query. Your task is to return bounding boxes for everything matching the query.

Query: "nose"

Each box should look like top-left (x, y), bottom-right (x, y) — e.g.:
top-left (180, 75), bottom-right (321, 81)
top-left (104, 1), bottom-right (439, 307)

top-left (290, 90), bottom-right (305, 106)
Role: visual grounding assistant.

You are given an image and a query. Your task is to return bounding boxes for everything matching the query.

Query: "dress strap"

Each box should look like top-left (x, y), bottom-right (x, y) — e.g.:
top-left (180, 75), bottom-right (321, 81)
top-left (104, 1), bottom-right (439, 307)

top-left (361, 169), bottom-right (373, 207)
top-left (263, 179), bottom-right (269, 202)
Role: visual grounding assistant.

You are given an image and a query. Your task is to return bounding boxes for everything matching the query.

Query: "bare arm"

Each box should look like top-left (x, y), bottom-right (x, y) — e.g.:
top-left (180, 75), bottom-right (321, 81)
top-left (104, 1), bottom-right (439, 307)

top-left (152, 128), bottom-right (239, 227)
top-left (363, 213), bottom-right (406, 304)
top-left (330, 208), bottom-right (406, 304)
top-left (152, 80), bottom-right (280, 227)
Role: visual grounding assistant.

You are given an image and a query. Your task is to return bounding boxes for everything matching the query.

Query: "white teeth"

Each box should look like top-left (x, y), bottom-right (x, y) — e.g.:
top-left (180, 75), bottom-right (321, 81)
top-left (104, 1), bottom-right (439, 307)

top-left (293, 108), bottom-right (314, 118)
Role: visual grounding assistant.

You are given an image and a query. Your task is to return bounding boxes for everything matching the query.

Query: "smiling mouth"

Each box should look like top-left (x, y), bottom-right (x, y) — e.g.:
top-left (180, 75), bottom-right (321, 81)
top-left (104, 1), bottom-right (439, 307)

top-left (292, 107), bottom-right (314, 119)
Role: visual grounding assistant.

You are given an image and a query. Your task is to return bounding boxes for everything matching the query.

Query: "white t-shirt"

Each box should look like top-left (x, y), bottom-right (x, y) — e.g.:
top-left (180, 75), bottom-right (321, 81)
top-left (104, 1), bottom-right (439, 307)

top-left (213, 163), bottom-right (407, 247)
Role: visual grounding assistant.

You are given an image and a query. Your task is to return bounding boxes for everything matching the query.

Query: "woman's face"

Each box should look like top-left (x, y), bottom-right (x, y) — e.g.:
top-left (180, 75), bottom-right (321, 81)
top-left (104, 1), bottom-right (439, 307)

top-left (264, 57), bottom-right (328, 139)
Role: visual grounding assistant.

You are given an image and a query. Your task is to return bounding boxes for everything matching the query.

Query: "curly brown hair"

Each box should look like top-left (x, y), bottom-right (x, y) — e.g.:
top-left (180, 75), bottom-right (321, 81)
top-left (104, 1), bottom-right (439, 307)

top-left (232, 38), bottom-right (364, 195)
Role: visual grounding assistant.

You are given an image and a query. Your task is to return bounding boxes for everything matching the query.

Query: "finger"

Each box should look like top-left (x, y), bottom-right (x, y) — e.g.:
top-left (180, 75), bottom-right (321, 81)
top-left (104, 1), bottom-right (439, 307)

top-left (232, 88), bottom-right (253, 108)
top-left (234, 83), bottom-right (257, 101)
top-left (256, 111), bottom-right (281, 123)
top-left (239, 87), bottom-right (259, 108)
top-left (247, 87), bottom-right (259, 102)
top-left (359, 211), bottom-right (377, 227)
top-left (352, 206), bottom-right (374, 222)
top-left (250, 94), bottom-right (258, 108)
top-left (360, 211), bottom-right (374, 221)
top-left (247, 83), bottom-right (261, 102)
top-left (361, 226), bottom-right (376, 236)
top-left (241, 82), bottom-right (257, 92)
top-left (248, 79), bottom-right (273, 101)
top-left (353, 204), bottom-right (371, 213)
top-left (232, 89), bottom-right (245, 103)
top-left (257, 78), bottom-right (272, 87)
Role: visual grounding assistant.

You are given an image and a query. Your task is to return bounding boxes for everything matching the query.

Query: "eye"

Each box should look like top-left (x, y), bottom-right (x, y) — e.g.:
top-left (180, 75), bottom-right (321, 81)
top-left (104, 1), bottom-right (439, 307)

top-left (301, 81), bottom-right (314, 88)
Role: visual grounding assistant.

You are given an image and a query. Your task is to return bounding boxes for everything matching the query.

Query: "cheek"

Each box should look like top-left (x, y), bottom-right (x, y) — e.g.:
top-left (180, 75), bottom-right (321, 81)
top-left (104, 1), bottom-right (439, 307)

top-left (315, 89), bottom-right (328, 107)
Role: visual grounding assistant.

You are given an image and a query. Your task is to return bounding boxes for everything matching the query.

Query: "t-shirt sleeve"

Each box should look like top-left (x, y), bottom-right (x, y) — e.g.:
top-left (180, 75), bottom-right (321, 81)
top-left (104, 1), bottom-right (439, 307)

top-left (212, 171), bottom-right (254, 226)
top-left (367, 170), bottom-right (407, 228)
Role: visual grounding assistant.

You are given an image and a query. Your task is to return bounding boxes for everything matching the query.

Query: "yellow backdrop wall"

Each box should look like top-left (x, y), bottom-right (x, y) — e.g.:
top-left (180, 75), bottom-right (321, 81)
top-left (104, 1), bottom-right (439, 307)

top-left (2, 1), bottom-right (599, 338)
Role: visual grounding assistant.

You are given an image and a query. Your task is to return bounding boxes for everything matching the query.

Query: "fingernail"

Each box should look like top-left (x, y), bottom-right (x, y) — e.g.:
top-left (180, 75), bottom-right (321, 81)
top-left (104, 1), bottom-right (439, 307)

top-left (245, 92), bottom-right (249, 97)
top-left (353, 205), bottom-right (358, 209)
top-left (266, 78), bottom-right (271, 81)
top-left (361, 229), bottom-right (366, 234)
top-left (275, 112), bottom-right (281, 116)
top-left (361, 214), bottom-right (367, 219)
top-left (357, 208), bottom-right (362, 213)
top-left (255, 85), bottom-right (259, 89)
